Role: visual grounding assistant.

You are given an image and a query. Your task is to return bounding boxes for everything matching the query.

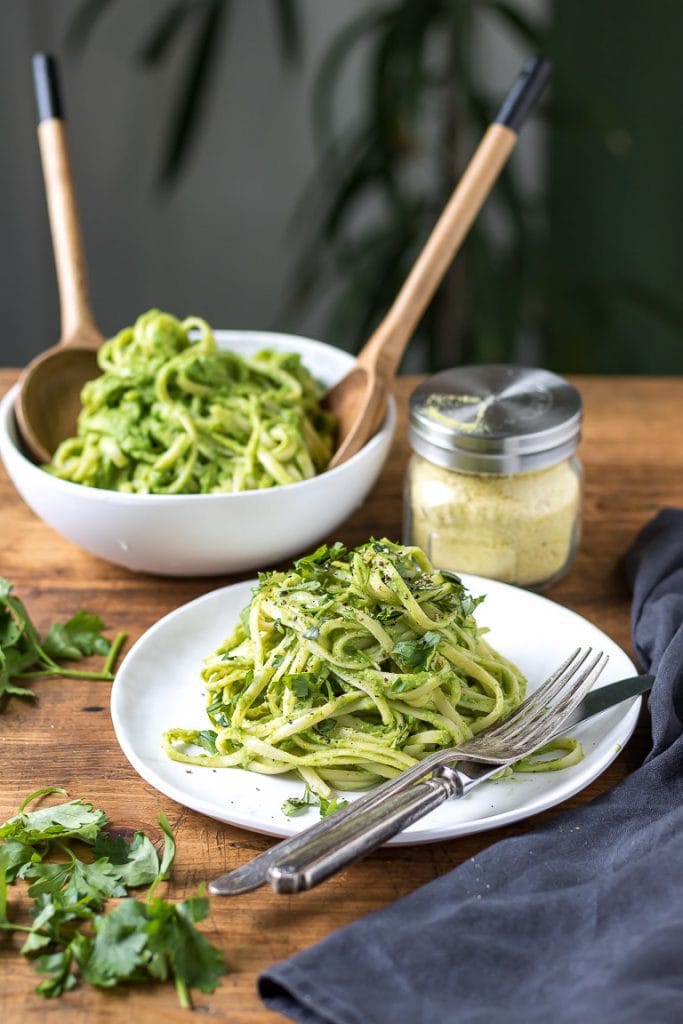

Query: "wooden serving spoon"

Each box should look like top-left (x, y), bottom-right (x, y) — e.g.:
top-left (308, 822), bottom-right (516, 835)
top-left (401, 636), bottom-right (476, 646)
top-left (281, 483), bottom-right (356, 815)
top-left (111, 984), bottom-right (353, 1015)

top-left (325, 55), bottom-right (552, 469)
top-left (14, 53), bottom-right (104, 465)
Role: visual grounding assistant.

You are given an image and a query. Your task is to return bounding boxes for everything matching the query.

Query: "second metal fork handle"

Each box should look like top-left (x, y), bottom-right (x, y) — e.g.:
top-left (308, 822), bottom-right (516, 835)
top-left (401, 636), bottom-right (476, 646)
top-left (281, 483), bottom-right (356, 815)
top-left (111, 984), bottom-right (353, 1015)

top-left (268, 764), bottom-right (488, 894)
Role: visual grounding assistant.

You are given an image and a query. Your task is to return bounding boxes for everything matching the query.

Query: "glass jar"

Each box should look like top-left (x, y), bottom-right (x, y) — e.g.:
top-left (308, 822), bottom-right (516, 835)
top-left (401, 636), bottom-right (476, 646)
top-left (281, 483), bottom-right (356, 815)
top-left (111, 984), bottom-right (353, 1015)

top-left (404, 365), bottom-right (583, 589)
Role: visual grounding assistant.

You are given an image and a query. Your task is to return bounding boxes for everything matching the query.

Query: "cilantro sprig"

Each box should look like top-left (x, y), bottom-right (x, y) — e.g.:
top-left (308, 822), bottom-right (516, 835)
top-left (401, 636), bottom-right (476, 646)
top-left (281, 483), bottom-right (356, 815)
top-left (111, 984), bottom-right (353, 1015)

top-left (0, 789), bottom-right (226, 1009)
top-left (0, 578), bottom-right (127, 710)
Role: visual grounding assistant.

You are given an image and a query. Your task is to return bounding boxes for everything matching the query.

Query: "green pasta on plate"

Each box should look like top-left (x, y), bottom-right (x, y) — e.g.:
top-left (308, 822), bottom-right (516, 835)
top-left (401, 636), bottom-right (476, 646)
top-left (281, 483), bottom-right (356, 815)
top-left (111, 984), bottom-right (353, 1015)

top-left (163, 540), bottom-right (547, 798)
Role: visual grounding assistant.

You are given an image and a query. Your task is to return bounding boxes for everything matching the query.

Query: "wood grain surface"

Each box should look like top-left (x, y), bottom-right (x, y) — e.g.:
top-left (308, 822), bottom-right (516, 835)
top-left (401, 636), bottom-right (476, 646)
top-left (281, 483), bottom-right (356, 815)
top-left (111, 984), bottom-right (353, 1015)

top-left (0, 370), bottom-right (681, 1023)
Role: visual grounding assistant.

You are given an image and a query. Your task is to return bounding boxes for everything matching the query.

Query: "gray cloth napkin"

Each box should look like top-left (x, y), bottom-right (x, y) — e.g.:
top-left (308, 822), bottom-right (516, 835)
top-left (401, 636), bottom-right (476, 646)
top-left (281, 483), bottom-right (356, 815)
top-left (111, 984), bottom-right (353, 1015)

top-left (259, 508), bottom-right (683, 1024)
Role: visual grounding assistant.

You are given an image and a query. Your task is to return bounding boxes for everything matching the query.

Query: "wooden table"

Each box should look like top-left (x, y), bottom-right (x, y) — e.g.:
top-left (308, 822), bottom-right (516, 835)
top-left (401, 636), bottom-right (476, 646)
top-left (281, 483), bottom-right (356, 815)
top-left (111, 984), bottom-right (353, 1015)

top-left (1, 370), bottom-right (681, 1023)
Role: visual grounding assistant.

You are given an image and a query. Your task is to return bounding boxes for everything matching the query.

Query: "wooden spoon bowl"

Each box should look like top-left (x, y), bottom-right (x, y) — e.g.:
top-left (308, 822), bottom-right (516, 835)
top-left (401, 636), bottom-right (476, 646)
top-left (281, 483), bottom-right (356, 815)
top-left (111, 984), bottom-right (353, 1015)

top-left (16, 339), bottom-right (101, 464)
top-left (15, 54), bottom-right (104, 465)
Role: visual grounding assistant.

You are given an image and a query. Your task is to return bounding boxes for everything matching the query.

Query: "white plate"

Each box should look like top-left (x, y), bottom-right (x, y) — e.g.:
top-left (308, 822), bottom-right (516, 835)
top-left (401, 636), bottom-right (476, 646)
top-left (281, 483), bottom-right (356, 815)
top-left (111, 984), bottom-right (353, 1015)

top-left (110, 574), bottom-right (641, 845)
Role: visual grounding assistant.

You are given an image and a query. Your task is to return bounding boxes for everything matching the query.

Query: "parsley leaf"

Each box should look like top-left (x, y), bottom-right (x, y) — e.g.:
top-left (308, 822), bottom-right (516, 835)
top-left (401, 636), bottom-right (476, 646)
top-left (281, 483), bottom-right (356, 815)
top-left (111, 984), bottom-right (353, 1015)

top-left (0, 839), bottom-right (39, 882)
top-left (94, 830), bottom-right (161, 889)
top-left (285, 673), bottom-right (318, 699)
top-left (282, 785), bottom-right (348, 819)
top-left (294, 542), bottom-right (346, 573)
top-left (282, 786), bottom-right (319, 816)
top-left (80, 899), bottom-right (150, 986)
top-left (319, 795), bottom-right (349, 817)
top-left (34, 945), bottom-right (81, 997)
top-left (79, 891), bottom-right (225, 1009)
top-left (391, 630), bottom-right (442, 672)
top-left (146, 892), bottom-right (225, 1002)
top-left (0, 790), bottom-right (107, 845)
top-left (26, 856), bottom-right (127, 906)
top-left (193, 730), bottom-right (219, 755)
top-left (0, 579), bottom-right (127, 710)
top-left (42, 611), bottom-right (111, 661)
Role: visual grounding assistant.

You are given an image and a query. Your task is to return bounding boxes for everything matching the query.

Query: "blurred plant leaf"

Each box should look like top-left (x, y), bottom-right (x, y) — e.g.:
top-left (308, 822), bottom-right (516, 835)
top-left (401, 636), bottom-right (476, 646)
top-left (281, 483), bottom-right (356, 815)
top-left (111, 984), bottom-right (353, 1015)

top-left (137, 1), bottom-right (193, 66)
top-left (64, 0), bottom-right (118, 51)
top-left (311, 7), bottom-right (392, 154)
top-left (158, 0), bottom-right (229, 184)
top-left (65, 0), bottom-right (303, 185)
top-left (272, 0), bottom-right (303, 62)
top-left (483, 0), bottom-right (545, 51)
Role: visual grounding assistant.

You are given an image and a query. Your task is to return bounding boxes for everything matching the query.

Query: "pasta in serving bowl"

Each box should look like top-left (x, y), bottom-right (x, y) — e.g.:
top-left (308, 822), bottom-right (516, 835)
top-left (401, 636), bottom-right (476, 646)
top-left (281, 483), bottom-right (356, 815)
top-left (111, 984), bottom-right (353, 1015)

top-left (0, 324), bottom-right (395, 576)
top-left (45, 310), bottom-right (337, 495)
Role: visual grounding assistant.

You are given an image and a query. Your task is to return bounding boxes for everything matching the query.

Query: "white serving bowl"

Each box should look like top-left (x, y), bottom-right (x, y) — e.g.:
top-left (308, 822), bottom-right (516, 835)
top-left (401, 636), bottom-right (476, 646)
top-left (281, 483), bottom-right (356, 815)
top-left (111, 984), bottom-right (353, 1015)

top-left (0, 330), bottom-right (395, 576)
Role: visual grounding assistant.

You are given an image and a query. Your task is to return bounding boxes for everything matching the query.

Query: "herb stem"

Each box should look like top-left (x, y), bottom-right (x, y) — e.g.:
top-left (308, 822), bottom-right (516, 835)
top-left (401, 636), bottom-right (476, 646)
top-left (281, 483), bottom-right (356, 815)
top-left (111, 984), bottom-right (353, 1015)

top-left (0, 921), bottom-right (34, 934)
top-left (176, 974), bottom-right (192, 1010)
top-left (17, 669), bottom-right (115, 682)
top-left (103, 632), bottom-right (128, 676)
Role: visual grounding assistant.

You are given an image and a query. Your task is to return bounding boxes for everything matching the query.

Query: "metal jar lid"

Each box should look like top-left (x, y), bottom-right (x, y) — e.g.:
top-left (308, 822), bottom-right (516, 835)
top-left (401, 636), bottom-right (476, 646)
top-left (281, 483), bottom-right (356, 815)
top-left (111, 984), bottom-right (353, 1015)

top-left (409, 364), bottom-right (582, 474)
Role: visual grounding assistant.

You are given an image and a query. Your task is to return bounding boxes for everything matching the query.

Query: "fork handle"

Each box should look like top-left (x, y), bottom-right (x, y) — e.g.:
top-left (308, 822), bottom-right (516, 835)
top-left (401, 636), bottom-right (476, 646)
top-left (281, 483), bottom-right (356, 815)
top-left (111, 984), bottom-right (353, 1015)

top-left (268, 762), bottom-right (498, 894)
top-left (209, 744), bottom-right (465, 895)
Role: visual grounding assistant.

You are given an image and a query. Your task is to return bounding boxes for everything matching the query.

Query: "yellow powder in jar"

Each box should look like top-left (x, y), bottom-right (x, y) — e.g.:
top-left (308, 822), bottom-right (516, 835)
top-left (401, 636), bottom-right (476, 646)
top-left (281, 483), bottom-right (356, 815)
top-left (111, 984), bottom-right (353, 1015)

top-left (408, 455), bottom-right (581, 587)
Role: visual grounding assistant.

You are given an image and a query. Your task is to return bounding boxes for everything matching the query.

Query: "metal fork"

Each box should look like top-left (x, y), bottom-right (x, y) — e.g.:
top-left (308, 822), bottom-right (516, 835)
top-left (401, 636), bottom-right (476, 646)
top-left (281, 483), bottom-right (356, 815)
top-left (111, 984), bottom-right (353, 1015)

top-left (209, 647), bottom-right (607, 895)
top-left (266, 646), bottom-right (608, 893)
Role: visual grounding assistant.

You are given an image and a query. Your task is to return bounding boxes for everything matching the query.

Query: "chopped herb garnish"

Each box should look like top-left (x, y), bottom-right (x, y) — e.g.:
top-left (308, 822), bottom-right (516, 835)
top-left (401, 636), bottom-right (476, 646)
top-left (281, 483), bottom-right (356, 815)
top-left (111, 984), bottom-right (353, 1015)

top-left (294, 542), bottom-right (346, 573)
top-left (391, 630), bottom-right (441, 672)
top-left (391, 676), bottom-right (411, 693)
top-left (285, 673), bottom-right (318, 699)
top-left (319, 795), bottom-right (349, 817)
top-left (282, 785), bottom-right (348, 819)
top-left (281, 786), bottom-right (320, 816)
top-left (194, 730), bottom-right (219, 755)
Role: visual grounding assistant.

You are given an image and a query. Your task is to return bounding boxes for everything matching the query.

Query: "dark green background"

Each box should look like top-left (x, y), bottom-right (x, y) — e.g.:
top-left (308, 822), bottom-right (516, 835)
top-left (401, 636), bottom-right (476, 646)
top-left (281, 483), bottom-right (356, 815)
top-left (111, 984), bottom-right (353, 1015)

top-left (546, 0), bottom-right (682, 373)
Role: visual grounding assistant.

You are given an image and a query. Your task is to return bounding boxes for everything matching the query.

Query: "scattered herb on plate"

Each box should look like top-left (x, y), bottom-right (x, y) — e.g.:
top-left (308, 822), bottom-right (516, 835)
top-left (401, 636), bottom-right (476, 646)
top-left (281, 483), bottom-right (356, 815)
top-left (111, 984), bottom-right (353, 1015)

top-left (0, 578), bottom-right (127, 710)
top-left (0, 788), bottom-right (226, 1009)
top-left (282, 785), bottom-right (349, 819)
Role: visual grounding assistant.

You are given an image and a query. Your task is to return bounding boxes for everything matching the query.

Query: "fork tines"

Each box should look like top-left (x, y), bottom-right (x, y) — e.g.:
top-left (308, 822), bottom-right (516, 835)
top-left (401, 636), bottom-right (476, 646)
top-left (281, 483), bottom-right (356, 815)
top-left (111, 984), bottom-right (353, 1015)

top-left (464, 647), bottom-right (608, 760)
